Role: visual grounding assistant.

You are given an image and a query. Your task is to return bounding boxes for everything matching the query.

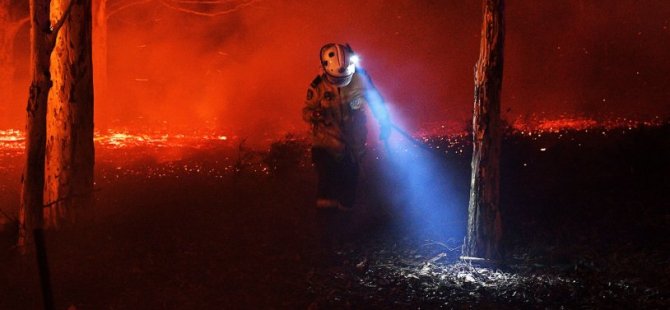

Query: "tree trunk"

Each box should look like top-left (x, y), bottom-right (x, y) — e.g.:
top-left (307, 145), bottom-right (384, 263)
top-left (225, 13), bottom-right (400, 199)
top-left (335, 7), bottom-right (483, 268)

top-left (19, 0), bottom-right (55, 250)
top-left (93, 0), bottom-right (107, 111)
top-left (463, 0), bottom-right (505, 260)
top-left (44, 0), bottom-right (95, 228)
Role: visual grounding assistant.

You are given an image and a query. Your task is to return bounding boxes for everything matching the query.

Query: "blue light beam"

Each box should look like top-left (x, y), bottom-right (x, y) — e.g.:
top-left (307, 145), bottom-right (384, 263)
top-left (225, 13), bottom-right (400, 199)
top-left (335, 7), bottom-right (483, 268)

top-left (359, 67), bottom-right (466, 241)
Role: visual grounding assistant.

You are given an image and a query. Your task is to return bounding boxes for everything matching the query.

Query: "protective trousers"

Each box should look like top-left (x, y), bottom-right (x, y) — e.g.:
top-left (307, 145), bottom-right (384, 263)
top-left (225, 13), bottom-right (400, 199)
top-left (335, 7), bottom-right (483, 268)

top-left (312, 147), bottom-right (359, 209)
top-left (311, 147), bottom-right (359, 250)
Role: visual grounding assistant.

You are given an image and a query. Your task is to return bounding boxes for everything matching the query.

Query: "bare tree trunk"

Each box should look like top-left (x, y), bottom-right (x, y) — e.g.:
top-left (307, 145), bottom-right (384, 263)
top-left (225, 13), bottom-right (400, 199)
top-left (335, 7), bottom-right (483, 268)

top-left (19, 0), bottom-right (73, 249)
top-left (93, 0), bottom-right (107, 111)
top-left (19, 0), bottom-right (55, 251)
top-left (463, 0), bottom-right (505, 260)
top-left (45, 0), bottom-right (95, 228)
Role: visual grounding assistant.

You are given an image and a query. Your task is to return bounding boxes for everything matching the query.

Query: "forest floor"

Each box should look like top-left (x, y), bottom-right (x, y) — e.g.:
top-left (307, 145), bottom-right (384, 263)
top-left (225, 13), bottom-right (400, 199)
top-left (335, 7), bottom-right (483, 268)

top-left (0, 124), bottom-right (669, 309)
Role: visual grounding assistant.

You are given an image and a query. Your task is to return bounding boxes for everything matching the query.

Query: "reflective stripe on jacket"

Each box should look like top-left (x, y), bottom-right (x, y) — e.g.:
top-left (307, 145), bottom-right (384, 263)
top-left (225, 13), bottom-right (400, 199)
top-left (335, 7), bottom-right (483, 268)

top-left (303, 72), bottom-right (370, 161)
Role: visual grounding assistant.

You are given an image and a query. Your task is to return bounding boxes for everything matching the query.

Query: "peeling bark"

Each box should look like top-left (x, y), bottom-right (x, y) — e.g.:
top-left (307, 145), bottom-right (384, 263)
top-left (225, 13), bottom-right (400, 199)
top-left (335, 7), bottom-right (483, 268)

top-left (45, 0), bottom-right (95, 228)
top-left (19, 0), bottom-right (77, 248)
top-left (464, 0), bottom-right (505, 260)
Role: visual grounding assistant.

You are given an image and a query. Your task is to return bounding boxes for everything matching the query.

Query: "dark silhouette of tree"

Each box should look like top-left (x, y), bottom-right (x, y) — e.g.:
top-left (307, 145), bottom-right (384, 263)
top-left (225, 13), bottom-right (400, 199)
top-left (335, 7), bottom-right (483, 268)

top-left (19, 0), bottom-right (74, 249)
top-left (463, 0), bottom-right (505, 261)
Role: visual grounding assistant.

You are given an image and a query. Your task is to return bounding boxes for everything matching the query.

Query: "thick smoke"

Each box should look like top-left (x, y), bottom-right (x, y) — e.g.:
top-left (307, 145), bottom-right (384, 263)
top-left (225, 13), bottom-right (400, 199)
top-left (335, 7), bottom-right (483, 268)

top-left (99, 0), bottom-right (483, 142)
top-left (1, 0), bottom-right (669, 140)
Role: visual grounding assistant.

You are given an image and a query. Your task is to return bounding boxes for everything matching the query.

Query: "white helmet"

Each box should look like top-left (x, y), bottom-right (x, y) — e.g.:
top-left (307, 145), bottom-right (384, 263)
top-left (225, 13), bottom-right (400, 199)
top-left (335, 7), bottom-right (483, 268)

top-left (320, 43), bottom-right (357, 87)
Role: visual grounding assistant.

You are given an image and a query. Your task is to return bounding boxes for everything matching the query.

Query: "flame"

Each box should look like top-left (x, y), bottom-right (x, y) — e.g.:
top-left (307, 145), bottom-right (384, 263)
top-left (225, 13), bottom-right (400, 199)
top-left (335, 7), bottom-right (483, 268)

top-left (94, 129), bottom-right (232, 149)
top-left (0, 129), bottom-right (24, 156)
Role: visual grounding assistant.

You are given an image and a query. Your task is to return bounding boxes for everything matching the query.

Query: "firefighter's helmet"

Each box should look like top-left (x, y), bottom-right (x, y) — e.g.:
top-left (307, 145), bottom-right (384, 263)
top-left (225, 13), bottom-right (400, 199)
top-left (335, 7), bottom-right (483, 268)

top-left (320, 43), bottom-right (357, 87)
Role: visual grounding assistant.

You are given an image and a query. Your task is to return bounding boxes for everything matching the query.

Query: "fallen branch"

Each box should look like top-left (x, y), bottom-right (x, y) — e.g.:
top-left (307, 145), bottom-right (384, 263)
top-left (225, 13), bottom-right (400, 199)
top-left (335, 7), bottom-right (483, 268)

top-left (422, 241), bottom-right (461, 252)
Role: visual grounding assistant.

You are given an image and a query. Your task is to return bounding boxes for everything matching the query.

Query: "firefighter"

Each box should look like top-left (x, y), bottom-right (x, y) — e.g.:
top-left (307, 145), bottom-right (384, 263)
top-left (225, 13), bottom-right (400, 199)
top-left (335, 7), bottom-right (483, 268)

top-left (302, 43), bottom-right (390, 255)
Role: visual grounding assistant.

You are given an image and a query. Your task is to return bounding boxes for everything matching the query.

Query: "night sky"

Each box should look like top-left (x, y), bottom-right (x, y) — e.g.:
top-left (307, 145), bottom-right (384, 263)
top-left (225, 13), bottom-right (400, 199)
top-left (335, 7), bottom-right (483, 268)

top-left (1, 0), bottom-right (669, 140)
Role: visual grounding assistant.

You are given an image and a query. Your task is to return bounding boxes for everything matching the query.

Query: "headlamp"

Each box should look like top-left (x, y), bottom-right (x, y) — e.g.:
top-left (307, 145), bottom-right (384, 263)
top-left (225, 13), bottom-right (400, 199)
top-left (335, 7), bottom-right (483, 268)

top-left (350, 55), bottom-right (360, 67)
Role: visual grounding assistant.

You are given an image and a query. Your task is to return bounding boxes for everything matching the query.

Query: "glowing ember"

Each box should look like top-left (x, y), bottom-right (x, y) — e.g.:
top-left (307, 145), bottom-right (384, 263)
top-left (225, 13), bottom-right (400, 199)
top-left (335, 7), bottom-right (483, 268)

top-left (510, 115), bottom-right (666, 134)
top-left (94, 130), bottom-right (231, 149)
top-left (96, 131), bottom-right (170, 149)
top-left (0, 116), bottom-right (666, 155)
top-left (0, 129), bottom-right (24, 149)
top-left (533, 118), bottom-right (598, 132)
top-left (0, 115), bottom-right (667, 183)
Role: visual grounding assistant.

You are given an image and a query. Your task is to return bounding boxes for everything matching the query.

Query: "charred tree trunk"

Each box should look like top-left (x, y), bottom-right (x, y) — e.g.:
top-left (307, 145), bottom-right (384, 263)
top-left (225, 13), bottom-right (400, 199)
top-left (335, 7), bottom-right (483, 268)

top-left (19, 0), bottom-right (73, 249)
top-left (19, 0), bottom-right (56, 250)
top-left (45, 0), bottom-right (95, 228)
top-left (463, 0), bottom-right (505, 260)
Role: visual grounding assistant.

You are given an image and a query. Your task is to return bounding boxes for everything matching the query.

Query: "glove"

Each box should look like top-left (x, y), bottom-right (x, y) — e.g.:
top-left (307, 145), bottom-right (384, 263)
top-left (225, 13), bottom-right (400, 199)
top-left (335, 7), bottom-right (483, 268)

top-left (379, 122), bottom-right (392, 141)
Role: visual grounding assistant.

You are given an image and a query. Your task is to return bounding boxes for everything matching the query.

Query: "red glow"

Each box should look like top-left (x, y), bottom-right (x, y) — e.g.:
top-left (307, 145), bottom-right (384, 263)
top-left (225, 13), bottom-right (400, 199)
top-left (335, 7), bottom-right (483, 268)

top-left (94, 130), bottom-right (232, 149)
top-left (0, 129), bottom-right (23, 154)
top-left (0, 115), bottom-right (665, 155)
top-left (1, 1), bottom-right (669, 141)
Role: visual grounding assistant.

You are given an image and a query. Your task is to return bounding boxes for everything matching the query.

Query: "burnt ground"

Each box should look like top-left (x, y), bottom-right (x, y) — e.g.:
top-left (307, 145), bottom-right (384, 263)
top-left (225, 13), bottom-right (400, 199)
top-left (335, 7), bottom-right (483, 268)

top-left (0, 124), bottom-right (669, 309)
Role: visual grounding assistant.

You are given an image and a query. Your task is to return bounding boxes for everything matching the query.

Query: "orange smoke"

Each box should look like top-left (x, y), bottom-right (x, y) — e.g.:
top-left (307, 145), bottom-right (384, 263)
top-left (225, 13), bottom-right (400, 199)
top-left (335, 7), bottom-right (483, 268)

top-left (1, 0), bottom-right (669, 144)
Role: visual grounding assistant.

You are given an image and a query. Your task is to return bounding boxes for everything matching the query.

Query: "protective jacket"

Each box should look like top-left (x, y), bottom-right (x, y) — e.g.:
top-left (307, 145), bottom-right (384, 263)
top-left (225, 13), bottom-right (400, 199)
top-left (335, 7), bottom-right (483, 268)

top-left (303, 71), bottom-right (387, 161)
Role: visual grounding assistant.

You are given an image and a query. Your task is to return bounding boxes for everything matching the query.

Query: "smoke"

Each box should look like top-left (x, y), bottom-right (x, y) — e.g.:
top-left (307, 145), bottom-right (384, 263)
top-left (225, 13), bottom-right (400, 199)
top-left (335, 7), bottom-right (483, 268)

top-left (504, 0), bottom-right (670, 118)
top-left (96, 0), bottom-right (484, 143)
top-left (1, 0), bottom-right (669, 139)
